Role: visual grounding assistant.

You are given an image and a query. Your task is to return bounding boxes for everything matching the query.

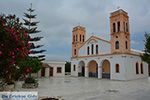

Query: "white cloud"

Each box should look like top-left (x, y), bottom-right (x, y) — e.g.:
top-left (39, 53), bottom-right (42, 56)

top-left (131, 40), bottom-right (139, 45)
top-left (0, 0), bottom-right (149, 61)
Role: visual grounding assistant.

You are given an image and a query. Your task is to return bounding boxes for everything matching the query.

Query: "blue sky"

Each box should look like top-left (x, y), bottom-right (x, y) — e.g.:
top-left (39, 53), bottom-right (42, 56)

top-left (0, 0), bottom-right (150, 61)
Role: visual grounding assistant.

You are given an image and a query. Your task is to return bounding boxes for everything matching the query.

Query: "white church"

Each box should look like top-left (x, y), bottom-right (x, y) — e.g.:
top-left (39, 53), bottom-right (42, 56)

top-left (71, 9), bottom-right (150, 80)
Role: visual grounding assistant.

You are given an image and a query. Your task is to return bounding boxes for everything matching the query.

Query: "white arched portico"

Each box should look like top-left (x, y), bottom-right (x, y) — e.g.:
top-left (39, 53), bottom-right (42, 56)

top-left (101, 59), bottom-right (111, 79)
top-left (78, 61), bottom-right (85, 77)
top-left (88, 60), bottom-right (98, 77)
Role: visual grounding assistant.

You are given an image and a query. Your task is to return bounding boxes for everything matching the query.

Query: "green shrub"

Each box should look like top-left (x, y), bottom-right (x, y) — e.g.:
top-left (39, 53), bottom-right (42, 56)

top-left (25, 77), bottom-right (37, 84)
top-left (6, 79), bottom-right (15, 85)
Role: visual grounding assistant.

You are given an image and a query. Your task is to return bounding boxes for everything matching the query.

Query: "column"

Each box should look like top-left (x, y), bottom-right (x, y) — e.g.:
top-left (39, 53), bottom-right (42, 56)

top-left (98, 66), bottom-right (102, 79)
top-left (62, 65), bottom-right (65, 76)
top-left (85, 66), bottom-right (89, 77)
top-left (71, 64), bottom-right (73, 76)
top-left (45, 67), bottom-right (49, 77)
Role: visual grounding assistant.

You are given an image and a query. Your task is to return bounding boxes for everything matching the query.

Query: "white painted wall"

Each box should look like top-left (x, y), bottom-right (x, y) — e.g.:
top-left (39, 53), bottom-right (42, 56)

top-left (71, 60), bottom-right (79, 76)
top-left (47, 62), bottom-right (65, 77)
top-left (71, 54), bottom-right (148, 80)
top-left (78, 38), bottom-right (111, 56)
top-left (124, 55), bottom-right (148, 80)
top-left (109, 55), bottom-right (126, 80)
top-left (39, 61), bottom-right (65, 77)
top-left (52, 64), bottom-right (65, 77)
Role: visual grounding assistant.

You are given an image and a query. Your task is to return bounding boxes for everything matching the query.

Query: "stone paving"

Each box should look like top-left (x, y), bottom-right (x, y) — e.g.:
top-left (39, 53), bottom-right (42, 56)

top-left (15, 76), bottom-right (150, 100)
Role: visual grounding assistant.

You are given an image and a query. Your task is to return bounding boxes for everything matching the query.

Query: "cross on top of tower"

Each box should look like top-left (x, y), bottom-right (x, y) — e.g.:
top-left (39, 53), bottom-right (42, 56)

top-left (92, 32), bottom-right (94, 36)
top-left (77, 22), bottom-right (81, 26)
top-left (117, 6), bottom-right (120, 10)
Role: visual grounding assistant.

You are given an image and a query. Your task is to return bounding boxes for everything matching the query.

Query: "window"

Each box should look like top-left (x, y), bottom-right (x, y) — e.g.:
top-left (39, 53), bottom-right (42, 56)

top-left (73, 35), bottom-right (75, 42)
top-left (87, 46), bottom-right (90, 55)
top-left (123, 22), bottom-right (125, 32)
top-left (141, 63), bottom-right (143, 74)
top-left (74, 49), bottom-right (76, 55)
top-left (117, 21), bottom-right (120, 32)
top-left (125, 41), bottom-right (128, 49)
top-left (113, 23), bottom-right (116, 33)
top-left (96, 45), bottom-right (98, 54)
top-left (73, 65), bottom-right (76, 71)
top-left (126, 23), bottom-right (128, 32)
top-left (136, 62), bottom-right (139, 74)
top-left (91, 44), bottom-right (94, 54)
top-left (83, 35), bottom-right (84, 42)
top-left (149, 64), bottom-right (150, 76)
top-left (116, 64), bottom-right (120, 73)
top-left (57, 67), bottom-right (62, 73)
top-left (80, 35), bottom-right (81, 42)
top-left (115, 41), bottom-right (119, 49)
top-left (76, 35), bottom-right (78, 41)
top-left (102, 68), bottom-right (105, 72)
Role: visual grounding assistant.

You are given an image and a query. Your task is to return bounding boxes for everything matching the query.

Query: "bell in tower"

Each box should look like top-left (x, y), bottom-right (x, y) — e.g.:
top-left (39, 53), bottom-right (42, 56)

top-left (110, 9), bottom-right (131, 54)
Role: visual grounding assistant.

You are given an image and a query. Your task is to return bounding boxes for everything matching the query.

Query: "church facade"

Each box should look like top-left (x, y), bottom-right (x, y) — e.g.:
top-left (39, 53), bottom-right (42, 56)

top-left (71, 9), bottom-right (149, 80)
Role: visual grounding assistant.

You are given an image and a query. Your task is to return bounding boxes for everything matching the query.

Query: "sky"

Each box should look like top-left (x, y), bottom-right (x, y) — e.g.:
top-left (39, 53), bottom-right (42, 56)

top-left (0, 0), bottom-right (150, 61)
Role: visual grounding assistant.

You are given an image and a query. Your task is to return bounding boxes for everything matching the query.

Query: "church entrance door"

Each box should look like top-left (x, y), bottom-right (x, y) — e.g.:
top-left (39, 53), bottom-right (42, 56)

top-left (101, 60), bottom-right (110, 79)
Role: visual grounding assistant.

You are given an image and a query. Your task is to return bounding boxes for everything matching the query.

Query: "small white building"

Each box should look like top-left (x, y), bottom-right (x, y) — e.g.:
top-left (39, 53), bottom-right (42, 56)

top-left (38, 61), bottom-right (65, 77)
top-left (71, 9), bottom-right (150, 80)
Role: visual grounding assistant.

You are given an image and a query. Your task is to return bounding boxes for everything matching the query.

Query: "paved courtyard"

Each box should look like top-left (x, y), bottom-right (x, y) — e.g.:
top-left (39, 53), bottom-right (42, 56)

top-left (15, 76), bottom-right (150, 100)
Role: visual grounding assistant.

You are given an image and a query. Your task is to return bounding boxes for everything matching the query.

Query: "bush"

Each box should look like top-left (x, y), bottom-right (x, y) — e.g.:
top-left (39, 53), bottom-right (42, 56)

top-left (0, 14), bottom-right (31, 81)
top-left (6, 79), bottom-right (15, 85)
top-left (65, 62), bottom-right (71, 72)
top-left (25, 77), bottom-right (37, 84)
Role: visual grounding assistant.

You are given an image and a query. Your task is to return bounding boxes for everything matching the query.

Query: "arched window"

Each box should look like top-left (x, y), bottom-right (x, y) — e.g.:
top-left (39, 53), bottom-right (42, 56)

top-left (126, 23), bottom-right (128, 32)
top-left (141, 63), bottom-right (143, 74)
top-left (73, 65), bottom-right (76, 71)
top-left (116, 64), bottom-right (120, 73)
top-left (91, 44), bottom-right (94, 54)
top-left (87, 46), bottom-right (90, 55)
top-left (73, 35), bottom-right (75, 42)
top-left (80, 35), bottom-right (81, 42)
top-left (149, 64), bottom-right (150, 76)
top-left (125, 41), bottom-right (128, 49)
top-left (115, 41), bottom-right (119, 49)
top-left (74, 49), bottom-right (76, 55)
top-left (96, 45), bottom-right (98, 54)
top-left (123, 22), bottom-right (125, 32)
top-left (136, 62), bottom-right (139, 74)
top-left (83, 35), bottom-right (84, 42)
top-left (117, 21), bottom-right (120, 32)
top-left (113, 23), bottom-right (116, 33)
top-left (76, 35), bottom-right (78, 41)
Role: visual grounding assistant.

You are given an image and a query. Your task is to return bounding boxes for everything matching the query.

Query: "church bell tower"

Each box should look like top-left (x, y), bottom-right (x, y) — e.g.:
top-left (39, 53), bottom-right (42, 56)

top-left (110, 9), bottom-right (131, 54)
top-left (72, 26), bottom-right (86, 58)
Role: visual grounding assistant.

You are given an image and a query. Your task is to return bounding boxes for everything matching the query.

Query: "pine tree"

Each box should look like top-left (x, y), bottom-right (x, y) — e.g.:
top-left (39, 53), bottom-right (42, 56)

top-left (23, 4), bottom-right (46, 61)
top-left (141, 33), bottom-right (150, 64)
